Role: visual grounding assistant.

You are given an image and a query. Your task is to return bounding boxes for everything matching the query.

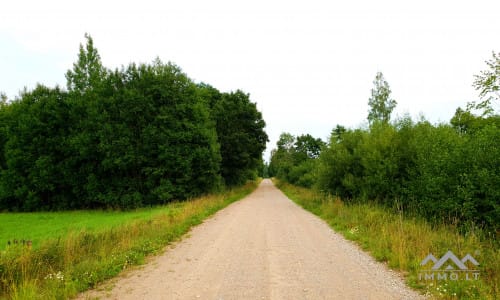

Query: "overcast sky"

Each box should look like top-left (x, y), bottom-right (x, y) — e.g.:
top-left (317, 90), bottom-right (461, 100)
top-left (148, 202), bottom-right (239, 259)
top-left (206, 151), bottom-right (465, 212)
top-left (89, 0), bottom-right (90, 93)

top-left (1, 0), bottom-right (499, 160)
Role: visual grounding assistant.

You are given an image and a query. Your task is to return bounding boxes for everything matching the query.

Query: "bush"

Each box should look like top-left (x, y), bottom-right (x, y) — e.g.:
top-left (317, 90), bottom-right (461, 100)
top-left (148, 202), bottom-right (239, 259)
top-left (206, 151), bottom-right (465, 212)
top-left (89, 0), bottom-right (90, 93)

top-left (314, 118), bottom-right (499, 231)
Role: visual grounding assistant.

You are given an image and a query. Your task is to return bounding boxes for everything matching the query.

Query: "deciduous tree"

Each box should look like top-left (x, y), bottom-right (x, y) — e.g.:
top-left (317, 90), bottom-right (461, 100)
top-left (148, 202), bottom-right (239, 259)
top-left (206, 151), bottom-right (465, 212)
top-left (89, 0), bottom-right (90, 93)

top-left (367, 72), bottom-right (397, 125)
top-left (472, 51), bottom-right (500, 115)
top-left (212, 90), bottom-right (268, 186)
top-left (65, 33), bottom-right (107, 94)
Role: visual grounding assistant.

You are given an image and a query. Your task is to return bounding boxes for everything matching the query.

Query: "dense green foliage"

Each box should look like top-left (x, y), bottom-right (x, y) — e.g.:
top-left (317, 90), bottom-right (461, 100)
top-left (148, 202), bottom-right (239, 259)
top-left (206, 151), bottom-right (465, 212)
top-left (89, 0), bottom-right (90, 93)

top-left (269, 133), bottom-right (324, 187)
top-left (0, 35), bottom-right (267, 211)
top-left (199, 85), bottom-right (267, 186)
top-left (316, 118), bottom-right (499, 230)
top-left (271, 66), bottom-right (499, 231)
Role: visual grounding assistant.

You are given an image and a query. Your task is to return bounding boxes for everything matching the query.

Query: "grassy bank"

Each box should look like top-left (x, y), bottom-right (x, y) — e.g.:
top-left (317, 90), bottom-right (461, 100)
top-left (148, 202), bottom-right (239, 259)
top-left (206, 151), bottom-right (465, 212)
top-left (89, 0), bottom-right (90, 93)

top-left (275, 180), bottom-right (499, 300)
top-left (0, 180), bottom-right (258, 299)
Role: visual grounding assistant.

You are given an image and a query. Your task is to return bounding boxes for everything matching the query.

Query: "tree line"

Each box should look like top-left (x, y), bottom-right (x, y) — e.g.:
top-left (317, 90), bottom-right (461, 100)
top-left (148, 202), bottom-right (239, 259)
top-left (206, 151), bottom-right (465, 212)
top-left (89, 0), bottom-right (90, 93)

top-left (0, 34), bottom-right (268, 211)
top-left (270, 57), bottom-right (499, 231)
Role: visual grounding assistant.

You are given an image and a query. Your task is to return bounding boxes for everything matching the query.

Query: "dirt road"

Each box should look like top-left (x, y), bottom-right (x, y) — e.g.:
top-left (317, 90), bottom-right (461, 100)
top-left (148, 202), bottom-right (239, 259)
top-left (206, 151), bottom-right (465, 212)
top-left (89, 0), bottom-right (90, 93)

top-left (80, 179), bottom-right (424, 300)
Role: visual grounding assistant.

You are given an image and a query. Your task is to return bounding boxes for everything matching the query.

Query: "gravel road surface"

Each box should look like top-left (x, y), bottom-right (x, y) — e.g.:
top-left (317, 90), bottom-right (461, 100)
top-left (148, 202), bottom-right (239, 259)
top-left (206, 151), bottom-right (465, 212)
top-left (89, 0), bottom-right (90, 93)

top-left (79, 179), bottom-right (424, 300)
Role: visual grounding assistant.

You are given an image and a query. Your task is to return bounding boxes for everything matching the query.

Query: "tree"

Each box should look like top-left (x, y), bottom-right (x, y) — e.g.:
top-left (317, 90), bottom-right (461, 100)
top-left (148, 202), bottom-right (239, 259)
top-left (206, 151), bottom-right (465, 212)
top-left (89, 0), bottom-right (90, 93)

top-left (472, 51), bottom-right (500, 115)
top-left (452, 52), bottom-right (500, 132)
top-left (0, 35), bottom-right (269, 211)
top-left (88, 60), bottom-right (222, 206)
top-left (66, 33), bottom-right (107, 93)
top-left (317, 127), bottom-right (366, 198)
top-left (331, 125), bottom-right (346, 143)
top-left (269, 133), bottom-right (295, 179)
top-left (268, 133), bottom-right (323, 187)
top-left (212, 90), bottom-right (268, 186)
top-left (196, 83), bottom-right (223, 109)
top-left (0, 92), bottom-right (7, 106)
top-left (450, 107), bottom-right (483, 134)
top-left (276, 132), bottom-right (295, 152)
top-left (367, 72), bottom-right (397, 125)
top-left (0, 85), bottom-right (71, 210)
top-left (294, 134), bottom-right (324, 160)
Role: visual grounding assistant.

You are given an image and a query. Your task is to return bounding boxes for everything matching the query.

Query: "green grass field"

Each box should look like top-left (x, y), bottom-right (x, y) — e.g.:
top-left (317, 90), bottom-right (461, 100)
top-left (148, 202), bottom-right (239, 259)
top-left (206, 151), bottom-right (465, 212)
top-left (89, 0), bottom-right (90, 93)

top-left (0, 208), bottom-right (177, 250)
top-left (0, 181), bottom-right (259, 299)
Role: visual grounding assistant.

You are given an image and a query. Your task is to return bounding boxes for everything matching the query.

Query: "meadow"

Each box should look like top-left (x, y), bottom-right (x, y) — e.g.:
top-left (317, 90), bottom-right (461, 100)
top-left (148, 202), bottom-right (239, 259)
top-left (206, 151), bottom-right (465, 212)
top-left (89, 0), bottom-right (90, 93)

top-left (275, 180), bottom-right (499, 300)
top-left (0, 209), bottom-right (174, 250)
top-left (0, 180), bottom-right (258, 299)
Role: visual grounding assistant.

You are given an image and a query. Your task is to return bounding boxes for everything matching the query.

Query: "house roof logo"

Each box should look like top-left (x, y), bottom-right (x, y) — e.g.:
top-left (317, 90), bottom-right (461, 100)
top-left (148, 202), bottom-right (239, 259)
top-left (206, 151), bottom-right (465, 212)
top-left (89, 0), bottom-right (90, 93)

top-left (421, 250), bottom-right (479, 270)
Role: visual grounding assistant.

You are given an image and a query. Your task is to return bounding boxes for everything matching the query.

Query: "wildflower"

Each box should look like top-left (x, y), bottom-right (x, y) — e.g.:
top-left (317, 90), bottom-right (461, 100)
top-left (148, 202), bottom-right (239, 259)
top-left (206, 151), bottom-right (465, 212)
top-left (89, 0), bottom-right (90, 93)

top-left (44, 271), bottom-right (64, 282)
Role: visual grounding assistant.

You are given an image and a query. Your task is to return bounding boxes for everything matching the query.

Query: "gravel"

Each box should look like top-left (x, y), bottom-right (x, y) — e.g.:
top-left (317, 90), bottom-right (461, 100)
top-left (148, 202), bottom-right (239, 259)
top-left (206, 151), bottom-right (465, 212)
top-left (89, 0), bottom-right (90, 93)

top-left (78, 179), bottom-right (426, 300)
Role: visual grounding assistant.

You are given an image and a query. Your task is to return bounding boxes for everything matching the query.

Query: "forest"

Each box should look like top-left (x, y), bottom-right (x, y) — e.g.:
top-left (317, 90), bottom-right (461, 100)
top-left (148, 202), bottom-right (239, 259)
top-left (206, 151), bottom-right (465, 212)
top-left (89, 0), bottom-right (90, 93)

top-left (270, 55), bottom-right (500, 232)
top-left (0, 34), bottom-right (268, 211)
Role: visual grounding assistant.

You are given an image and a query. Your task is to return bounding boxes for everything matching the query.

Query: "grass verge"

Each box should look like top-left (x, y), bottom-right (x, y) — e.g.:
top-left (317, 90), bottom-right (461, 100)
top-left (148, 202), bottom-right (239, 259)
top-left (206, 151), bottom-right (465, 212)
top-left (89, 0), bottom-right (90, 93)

top-left (275, 180), bottom-right (499, 300)
top-left (0, 180), bottom-right (258, 299)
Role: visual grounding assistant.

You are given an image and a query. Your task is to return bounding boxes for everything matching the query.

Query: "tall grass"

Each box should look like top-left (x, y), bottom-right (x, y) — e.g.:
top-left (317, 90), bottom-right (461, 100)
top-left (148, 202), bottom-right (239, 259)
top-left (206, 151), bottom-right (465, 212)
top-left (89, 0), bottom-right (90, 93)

top-left (0, 181), bottom-right (258, 299)
top-left (276, 180), bottom-right (499, 300)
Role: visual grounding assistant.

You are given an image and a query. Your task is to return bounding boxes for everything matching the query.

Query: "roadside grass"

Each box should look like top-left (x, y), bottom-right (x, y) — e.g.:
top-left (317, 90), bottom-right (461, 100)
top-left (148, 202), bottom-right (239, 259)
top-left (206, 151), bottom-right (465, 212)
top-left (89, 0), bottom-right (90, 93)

top-left (0, 180), bottom-right (258, 299)
top-left (275, 180), bottom-right (499, 300)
